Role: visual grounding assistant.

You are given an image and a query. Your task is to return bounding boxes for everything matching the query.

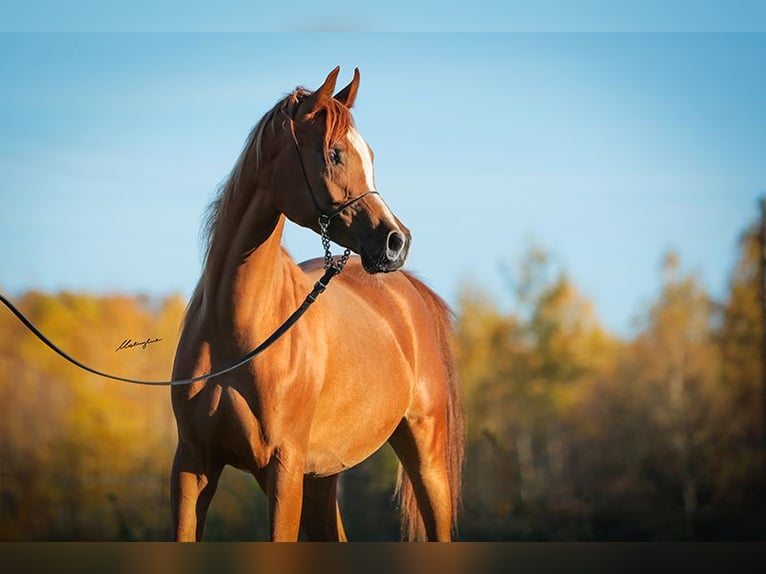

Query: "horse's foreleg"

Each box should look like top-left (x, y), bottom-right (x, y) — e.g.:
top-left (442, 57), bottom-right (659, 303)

top-left (300, 474), bottom-right (348, 541)
top-left (171, 444), bottom-right (201, 541)
top-left (266, 448), bottom-right (305, 541)
top-left (193, 464), bottom-right (223, 541)
top-left (170, 443), bottom-right (222, 542)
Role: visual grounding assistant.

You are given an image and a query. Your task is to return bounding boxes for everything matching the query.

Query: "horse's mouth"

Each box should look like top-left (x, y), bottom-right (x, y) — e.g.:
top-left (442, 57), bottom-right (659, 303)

top-left (360, 249), bottom-right (407, 274)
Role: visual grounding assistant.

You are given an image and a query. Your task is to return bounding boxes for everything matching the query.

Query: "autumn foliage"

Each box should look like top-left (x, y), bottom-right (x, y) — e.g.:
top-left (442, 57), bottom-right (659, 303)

top-left (1, 219), bottom-right (764, 540)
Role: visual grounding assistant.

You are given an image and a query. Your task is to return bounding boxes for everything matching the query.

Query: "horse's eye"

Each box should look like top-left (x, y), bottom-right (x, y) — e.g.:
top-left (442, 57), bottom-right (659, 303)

top-left (329, 148), bottom-right (342, 165)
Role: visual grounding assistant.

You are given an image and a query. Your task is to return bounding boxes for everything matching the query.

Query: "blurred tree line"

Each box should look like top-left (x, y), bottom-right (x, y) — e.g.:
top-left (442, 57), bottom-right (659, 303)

top-left (1, 214), bottom-right (764, 541)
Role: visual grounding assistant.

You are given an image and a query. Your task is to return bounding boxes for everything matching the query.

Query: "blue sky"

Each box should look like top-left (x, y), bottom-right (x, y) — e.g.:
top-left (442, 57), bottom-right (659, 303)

top-left (1, 2), bottom-right (765, 32)
top-left (1, 33), bottom-right (764, 336)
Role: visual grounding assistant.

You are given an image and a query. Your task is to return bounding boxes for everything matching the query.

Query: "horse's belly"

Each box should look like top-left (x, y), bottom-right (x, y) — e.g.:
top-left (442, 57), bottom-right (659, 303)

top-left (304, 425), bottom-right (398, 477)
top-left (304, 380), bottom-right (410, 476)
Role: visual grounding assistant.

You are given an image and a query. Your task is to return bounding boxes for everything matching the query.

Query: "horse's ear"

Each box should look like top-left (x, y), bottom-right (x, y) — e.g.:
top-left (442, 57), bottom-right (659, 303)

top-left (334, 67), bottom-right (360, 108)
top-left (303, 66), bottom-right (341, 115)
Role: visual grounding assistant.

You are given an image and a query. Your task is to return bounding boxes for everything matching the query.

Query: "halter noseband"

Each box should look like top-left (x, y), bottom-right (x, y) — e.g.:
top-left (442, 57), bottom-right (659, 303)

top-left (287, 114), bottom-right (379, 271)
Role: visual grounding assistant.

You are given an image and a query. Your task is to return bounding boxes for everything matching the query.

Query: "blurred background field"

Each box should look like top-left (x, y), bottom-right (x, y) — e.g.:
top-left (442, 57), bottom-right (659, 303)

top-left (1, 209), bottom-right (764, 540)
top-left (1, 31), bottom-right (765, 541)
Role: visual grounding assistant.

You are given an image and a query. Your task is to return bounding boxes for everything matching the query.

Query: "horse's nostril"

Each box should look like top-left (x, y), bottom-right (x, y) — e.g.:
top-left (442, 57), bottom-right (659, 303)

top-left (386, 230), bottom-right (406, 260)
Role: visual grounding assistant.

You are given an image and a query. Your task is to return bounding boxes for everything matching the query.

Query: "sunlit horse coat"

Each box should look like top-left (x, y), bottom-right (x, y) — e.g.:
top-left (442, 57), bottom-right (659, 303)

top-left (170, 67), bottom-right (464, 541)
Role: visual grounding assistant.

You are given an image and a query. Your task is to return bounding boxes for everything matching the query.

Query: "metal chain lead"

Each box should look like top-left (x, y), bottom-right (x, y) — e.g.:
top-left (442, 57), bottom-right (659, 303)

top-left (319, 215), bottom-right (352, 273)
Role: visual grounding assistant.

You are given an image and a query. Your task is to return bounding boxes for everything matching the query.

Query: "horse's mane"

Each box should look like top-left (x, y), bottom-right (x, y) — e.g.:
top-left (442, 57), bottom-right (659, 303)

top-left (200, 87), bottom-right (354, 269)
top-left (180, 85), bottom-right (356, 325)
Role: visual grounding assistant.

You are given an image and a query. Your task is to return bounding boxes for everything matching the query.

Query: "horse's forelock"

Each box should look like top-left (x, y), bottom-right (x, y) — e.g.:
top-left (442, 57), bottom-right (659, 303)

top-left (293, 91), bottom-right (354, 151)
top-left (320, 98), bottom-right (354, 148)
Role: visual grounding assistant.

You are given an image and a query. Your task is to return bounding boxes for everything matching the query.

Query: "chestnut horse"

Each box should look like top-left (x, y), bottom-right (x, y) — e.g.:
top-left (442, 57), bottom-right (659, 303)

top-left (170, 67), bottom-right (464, 541)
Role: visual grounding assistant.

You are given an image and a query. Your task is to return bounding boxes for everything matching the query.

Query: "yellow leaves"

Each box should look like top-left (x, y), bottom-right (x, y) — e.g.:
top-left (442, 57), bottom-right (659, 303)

top-left (0, 291), bottom-right (184, 539)
top-left (1, 206), bottom-right (763, 540)
top-left (455, 235), bottom-right (765, 540)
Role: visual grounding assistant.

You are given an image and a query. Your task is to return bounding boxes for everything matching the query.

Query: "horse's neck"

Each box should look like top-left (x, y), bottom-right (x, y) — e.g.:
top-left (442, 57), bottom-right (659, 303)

top-left (204, 191), bottom-right (303, 340)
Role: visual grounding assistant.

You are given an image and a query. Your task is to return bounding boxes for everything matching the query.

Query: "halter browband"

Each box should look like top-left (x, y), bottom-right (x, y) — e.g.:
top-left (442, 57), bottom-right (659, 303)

top-left (287, 115), bottom-right (379, 228)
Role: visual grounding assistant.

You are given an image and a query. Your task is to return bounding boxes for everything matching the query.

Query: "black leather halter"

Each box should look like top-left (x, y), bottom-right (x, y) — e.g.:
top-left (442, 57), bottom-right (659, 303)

top-left (287, 115), bottom-right (379, 231)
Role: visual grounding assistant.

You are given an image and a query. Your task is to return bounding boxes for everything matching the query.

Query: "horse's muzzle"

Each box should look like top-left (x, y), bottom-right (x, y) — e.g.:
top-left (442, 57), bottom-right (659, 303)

top-left (361, 229), bottom-right (410, 274)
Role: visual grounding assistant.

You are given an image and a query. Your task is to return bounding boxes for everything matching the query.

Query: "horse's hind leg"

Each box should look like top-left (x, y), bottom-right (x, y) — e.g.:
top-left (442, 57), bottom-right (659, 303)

top-left (389, 415), bottom-right (452, 541)
top-left (300, 474), bottom-right (347, 541)
top-left (170, 442), bottom-right (223, 541)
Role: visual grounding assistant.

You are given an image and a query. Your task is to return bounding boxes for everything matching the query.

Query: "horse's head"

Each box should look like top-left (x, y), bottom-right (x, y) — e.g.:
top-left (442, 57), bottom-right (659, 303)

top-left (273, 67), bottom-right (410, 274)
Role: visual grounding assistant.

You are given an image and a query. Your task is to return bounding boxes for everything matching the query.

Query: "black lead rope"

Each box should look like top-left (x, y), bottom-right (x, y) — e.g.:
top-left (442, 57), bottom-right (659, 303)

top-left (0, 266), bottom-right (340, 387)
top-left (2, 113), bottom-right (379, 387)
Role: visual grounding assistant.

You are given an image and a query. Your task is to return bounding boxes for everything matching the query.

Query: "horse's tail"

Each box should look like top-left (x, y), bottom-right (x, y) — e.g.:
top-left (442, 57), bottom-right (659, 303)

top-left (396, 276), bottom-right (465, 541)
